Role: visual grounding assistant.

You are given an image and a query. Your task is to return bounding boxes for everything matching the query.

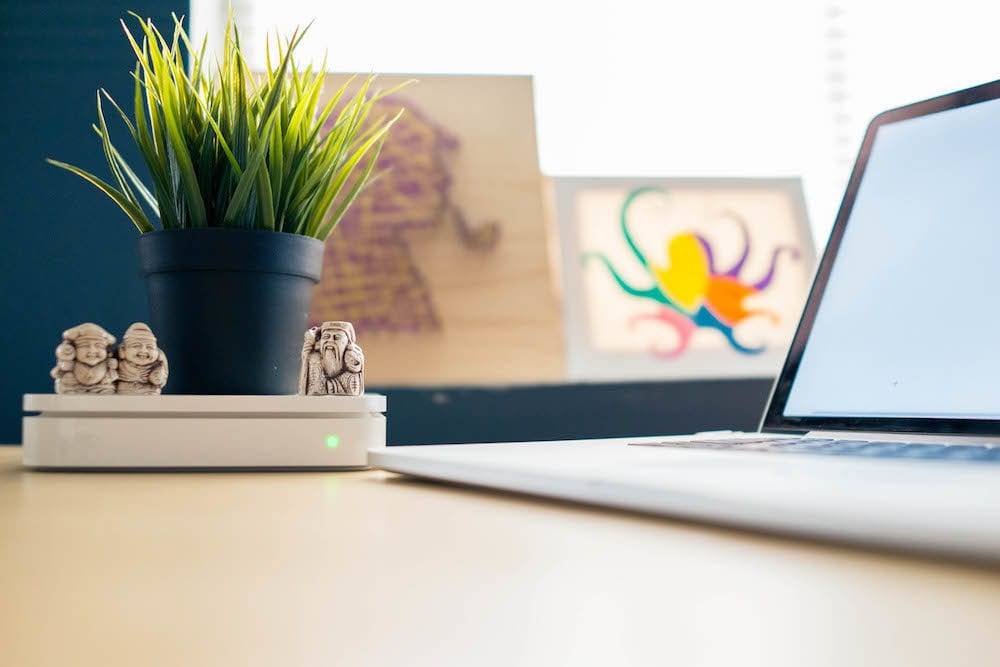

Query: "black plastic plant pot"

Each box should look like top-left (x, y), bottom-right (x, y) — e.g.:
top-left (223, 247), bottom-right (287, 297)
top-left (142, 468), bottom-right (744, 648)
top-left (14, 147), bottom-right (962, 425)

top-left (137, 228), bottom-right (324, 395)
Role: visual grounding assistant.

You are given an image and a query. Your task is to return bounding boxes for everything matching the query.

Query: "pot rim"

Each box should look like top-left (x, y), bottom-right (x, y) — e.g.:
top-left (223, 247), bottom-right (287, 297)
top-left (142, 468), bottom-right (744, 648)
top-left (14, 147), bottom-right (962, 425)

top-left (137, 227), bottom-right (325, 282)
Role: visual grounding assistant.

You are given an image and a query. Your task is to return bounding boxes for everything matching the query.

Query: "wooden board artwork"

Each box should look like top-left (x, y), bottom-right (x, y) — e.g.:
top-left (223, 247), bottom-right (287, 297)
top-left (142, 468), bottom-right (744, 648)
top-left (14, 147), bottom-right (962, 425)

top-left (310, 74), bottom-right (564, 385)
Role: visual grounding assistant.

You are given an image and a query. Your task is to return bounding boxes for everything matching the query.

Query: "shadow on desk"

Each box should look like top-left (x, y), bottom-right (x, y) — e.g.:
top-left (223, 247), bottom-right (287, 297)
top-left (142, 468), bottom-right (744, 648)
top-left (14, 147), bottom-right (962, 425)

top-left (373, 378), bottom-right (773, 446)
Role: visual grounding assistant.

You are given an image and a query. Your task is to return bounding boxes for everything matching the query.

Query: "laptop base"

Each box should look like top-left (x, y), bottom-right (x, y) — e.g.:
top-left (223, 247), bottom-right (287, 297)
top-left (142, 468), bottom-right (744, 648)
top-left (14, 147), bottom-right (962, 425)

top-left (371, 437), bottom-right (1000, 562)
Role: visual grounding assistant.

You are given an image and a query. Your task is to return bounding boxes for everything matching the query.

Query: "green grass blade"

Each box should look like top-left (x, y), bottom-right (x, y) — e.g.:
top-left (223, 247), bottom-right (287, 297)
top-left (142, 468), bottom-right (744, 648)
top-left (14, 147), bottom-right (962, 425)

top-left (91, 124), bottom-right (160, 216)
top-left (223, 113), bottom-right (276, 225)
top-left (313, 137), bottom-right (383, 240)
top-left (305, 110), bottom-right (399, 237)
top-left (47, 159), bottom-right (154, 232)
top-left (95, 95), bottom-right (138, 206)
top-left (156, 61), bottom-right (207, 226)
top-left (256, 159), bottom-right (275, 231)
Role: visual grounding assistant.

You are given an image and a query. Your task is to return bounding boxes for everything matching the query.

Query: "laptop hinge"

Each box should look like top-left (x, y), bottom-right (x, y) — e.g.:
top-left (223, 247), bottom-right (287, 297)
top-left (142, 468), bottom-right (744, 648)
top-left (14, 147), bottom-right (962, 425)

top-left (805, 430), bottom-right (1000, 446)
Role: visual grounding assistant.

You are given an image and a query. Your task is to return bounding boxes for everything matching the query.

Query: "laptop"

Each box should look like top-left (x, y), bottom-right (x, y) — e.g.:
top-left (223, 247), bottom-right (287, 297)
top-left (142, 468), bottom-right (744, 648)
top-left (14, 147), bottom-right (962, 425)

top-left (370, 80), bottom-right (1000, 561)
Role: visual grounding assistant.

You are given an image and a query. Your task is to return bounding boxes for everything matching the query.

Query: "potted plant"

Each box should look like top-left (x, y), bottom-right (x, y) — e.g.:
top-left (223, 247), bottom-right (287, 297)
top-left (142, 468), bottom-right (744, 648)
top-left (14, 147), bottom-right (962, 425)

top-left (48, 15), bottom-right (406, 395)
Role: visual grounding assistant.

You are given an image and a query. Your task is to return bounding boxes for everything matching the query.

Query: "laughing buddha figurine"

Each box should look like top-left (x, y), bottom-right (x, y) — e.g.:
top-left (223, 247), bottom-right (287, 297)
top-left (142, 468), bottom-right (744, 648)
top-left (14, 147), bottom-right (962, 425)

top-left (51, 322), bottom-right (118, 394)
top-left (115, 322), bottom-right (168, 395)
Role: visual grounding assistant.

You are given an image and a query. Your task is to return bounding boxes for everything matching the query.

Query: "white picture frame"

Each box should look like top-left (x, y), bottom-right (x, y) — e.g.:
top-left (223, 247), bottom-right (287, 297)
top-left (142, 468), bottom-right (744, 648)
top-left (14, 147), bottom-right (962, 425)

top-left (554, 177), bottom-right (816, 381)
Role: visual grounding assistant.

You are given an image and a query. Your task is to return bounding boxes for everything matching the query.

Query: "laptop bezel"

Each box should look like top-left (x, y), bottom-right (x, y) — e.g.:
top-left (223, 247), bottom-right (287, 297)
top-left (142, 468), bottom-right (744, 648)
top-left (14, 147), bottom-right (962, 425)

top-left (762, 78), bottom-right (1000, 436)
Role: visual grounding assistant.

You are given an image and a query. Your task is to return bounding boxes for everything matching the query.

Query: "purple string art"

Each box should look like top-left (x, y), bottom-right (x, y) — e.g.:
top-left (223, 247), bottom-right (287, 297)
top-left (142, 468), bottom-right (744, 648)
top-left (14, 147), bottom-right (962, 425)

top-left (310, 95), bottom-right (500, 334)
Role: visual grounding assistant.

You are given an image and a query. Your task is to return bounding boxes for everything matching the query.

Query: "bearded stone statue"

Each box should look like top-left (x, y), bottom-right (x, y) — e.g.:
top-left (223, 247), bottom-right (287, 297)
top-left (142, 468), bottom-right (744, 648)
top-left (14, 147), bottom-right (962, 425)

top-left (298, 321), bottom-right (365, 396)
top-left (50, 323), bottom-right (118, 394)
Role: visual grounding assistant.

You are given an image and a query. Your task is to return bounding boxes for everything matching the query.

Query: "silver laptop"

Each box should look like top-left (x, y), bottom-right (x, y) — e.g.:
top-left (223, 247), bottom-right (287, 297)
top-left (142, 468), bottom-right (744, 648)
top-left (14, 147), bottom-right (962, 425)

top-left (371, 81), bottom-right (1000, 561)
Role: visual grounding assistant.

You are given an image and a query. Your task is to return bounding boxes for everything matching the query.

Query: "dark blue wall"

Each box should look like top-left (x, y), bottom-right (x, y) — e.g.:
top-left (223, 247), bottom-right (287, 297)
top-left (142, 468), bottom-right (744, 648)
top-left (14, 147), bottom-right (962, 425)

top-left (0, 2), bottom-right (182, 443)
top-left (378, 379), bottom-right (772, 445)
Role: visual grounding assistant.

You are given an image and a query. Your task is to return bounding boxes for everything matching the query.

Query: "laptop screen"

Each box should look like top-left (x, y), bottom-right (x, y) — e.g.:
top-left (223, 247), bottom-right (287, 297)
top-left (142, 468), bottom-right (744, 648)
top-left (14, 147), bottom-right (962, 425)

top-left (779, 92), bottom-right (1000, 423)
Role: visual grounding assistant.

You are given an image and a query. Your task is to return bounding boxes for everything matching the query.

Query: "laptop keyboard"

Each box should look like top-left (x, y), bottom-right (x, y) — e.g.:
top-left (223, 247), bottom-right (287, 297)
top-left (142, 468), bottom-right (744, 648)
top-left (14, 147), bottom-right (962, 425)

top-left (629, 437), bottom-right (1000, 462)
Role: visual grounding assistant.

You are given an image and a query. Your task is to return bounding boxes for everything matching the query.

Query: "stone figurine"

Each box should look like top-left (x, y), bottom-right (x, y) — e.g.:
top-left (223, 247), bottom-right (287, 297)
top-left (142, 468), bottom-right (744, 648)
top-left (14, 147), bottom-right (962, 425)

top-left (51, 323), bottom-right (118, 394)
top-left (116, 322), bottom-right (168, 395)
top-left (299, 321), bottom-right (365, 396)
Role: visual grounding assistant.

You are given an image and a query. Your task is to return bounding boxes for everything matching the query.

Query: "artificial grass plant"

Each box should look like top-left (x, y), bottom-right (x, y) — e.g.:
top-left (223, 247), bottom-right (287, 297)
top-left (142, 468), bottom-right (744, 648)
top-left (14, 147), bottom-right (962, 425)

top-left (47, 13), bottom-right (407, 240)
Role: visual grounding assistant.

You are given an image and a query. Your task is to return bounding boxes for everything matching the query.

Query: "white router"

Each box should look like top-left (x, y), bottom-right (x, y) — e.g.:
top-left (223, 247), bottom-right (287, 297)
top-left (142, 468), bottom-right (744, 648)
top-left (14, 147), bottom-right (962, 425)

top-left (22, 393), bottom-right (386, 470)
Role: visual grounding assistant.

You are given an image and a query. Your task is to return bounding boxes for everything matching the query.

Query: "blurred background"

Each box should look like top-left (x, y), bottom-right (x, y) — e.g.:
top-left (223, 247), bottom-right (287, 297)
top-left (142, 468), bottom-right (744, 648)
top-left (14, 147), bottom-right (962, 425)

top-left (3, 0), bottom-right (998, 445)
top-left (199, 0), bottom-right (1000, 243)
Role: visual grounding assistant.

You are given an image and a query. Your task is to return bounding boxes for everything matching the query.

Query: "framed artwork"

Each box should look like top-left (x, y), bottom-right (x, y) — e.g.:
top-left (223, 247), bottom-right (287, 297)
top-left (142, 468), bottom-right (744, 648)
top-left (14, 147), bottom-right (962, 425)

top-left (309, 74), bottom-right (564, 385)
top-left (554, 177), bottom-right (816, 381)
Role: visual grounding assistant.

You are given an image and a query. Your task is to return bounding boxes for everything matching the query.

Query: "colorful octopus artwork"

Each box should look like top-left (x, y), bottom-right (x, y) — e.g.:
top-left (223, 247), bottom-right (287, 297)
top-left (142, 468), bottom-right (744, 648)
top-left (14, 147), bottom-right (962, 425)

top-left (584, 187), bottom-right (800, 358)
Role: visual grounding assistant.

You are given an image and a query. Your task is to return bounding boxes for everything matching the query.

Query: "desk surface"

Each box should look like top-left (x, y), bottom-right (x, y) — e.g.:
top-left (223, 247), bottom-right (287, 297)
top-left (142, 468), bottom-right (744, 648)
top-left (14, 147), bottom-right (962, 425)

top-left (2, 448), bottom-right (999, 666)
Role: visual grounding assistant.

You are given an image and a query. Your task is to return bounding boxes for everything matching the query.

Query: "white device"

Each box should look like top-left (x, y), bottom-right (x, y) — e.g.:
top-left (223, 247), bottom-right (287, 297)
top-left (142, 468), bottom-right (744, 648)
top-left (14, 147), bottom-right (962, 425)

top-left (372, 81), bottom-right (1000, 561)
top-left (23, 393), bottom-right (385, 470)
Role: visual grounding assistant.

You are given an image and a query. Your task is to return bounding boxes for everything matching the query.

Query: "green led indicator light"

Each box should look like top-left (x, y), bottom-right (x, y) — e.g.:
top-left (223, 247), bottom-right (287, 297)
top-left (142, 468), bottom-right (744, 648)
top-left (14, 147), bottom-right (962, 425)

top-left (325, 435), bottom-right (341, 449)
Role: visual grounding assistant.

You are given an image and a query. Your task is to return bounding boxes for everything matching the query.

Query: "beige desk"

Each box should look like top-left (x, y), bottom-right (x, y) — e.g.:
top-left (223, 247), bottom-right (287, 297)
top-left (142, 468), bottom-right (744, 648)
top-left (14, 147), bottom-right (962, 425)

top-left (1, 448), bottom-right (999, 666)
